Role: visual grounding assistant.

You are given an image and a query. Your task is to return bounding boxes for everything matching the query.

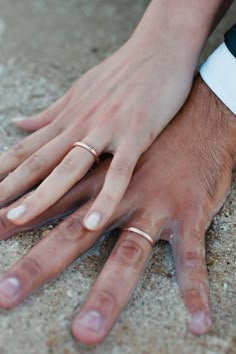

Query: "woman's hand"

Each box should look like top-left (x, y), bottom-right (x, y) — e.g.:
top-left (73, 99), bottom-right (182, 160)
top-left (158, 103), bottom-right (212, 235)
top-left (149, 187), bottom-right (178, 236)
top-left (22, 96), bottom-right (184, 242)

top-left (0, 77), bottom-right (235, 344)
top-left (0, 0), bottom-right (221, 231)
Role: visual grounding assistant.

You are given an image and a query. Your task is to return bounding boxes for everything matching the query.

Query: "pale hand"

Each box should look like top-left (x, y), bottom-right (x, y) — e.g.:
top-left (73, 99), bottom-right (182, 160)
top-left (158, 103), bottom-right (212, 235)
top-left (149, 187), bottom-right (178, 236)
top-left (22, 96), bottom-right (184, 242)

top-left (0, 29), bottom-right (195, 231)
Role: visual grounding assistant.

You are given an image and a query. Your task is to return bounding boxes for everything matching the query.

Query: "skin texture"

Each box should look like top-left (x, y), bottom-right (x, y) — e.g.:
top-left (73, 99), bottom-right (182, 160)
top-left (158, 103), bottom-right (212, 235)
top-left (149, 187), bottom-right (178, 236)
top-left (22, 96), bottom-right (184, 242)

top-left (0, 77), bottom-right (235, 344)
top-left (0, 0), bottom-right (229, 232)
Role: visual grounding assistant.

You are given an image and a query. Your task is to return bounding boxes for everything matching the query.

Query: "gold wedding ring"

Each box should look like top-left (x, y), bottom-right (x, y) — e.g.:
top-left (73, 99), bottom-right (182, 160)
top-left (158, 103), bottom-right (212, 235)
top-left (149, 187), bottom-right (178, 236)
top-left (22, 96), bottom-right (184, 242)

top-left (123, 226), bottom-right (155, 248)
top-left (73, 142), bottom-right (100, 164)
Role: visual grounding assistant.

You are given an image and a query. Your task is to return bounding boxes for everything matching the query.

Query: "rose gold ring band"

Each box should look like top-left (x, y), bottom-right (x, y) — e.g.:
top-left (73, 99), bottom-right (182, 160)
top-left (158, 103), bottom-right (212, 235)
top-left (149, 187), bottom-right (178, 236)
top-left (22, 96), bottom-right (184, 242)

top-left (73, 142), bottom-right (100, 164)
top-left (123, 226), bottom-right (155, 248)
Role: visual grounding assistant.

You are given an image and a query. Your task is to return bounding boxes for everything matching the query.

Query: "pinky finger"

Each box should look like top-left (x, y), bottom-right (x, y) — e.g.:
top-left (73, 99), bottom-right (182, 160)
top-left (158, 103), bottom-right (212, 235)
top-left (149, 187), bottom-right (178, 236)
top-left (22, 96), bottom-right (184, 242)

top-left (83, 145), bottom-right (139, 231)
top-left (171, 224), bottom-right (212, 335)
top-left (13, 87), bottom-right (72, 131)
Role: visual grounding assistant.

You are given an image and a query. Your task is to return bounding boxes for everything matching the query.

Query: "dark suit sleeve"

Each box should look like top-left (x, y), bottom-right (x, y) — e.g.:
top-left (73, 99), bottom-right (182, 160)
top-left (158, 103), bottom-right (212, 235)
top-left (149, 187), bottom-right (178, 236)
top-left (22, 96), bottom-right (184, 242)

top-left (224, 23), bottom-right (236, 59)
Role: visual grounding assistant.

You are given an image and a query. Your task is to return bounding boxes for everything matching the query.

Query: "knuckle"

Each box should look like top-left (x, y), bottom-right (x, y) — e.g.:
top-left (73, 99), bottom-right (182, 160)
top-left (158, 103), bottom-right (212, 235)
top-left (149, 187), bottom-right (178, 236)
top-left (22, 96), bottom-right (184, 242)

top-left (102, 191), bottom-right (115, 205)
top-left (21, 257), bottom-right (42, 277)
top-left (56, 215), bottom-right (85, 242)
top-left (114, 239), bottom-right (144, 265)
top-left (181, 251), bottom-right (205, 269)
top-left (59, 154), bottom-right (75, 172)
top-left (51, 120), bottom-right (65, 135)
top-left (53, 228), bottom-right (67, 243)
top-left (183, 287), bottom-right (202, 307)
top-left (113, 159), bottom-right (133, 178)
top-left (96, 288), bottom-right (117, 308)
top-left (11, 142), bottom-right (27, 160)
top-left (26, 153), bottom-right (43, 172)
top-left (102, 102), bottom-right (122, 121)
top-left (184, 282), bottom-right (207, 301)
top-left (62, 215), bottom-right (84, 241)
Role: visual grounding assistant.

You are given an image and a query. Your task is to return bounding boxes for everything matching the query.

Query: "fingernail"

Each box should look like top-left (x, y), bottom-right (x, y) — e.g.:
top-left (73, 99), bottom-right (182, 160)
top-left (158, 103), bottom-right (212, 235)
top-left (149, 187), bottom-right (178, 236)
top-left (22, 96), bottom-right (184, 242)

top-left (12, 116), bottom-right (26, 123)
top-left (76, 310), bottom-right (104, 333)
top-left (189, 311), bottom-right (212, 335)
top-left (7, 204), bottom-right (26, 220)
top-left (0, 277), bottom-right (20, 298)
top-left (84, 212), bottom-right (101, 230)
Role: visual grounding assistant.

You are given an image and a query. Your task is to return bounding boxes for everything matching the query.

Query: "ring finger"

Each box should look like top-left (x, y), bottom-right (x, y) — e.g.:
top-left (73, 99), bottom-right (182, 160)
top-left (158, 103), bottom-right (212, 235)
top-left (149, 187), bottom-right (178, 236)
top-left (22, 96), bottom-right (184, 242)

top-left (6, 133), bottom-right (109, 224)
top-left (72, 213), bottom-right (167, 344)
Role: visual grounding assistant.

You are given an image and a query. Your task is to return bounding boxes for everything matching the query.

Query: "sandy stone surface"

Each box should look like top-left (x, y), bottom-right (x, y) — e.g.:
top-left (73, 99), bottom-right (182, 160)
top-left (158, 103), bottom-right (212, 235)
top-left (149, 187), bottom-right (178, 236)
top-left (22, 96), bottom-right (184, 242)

top-left (0, 1), bottom-right (235, 353)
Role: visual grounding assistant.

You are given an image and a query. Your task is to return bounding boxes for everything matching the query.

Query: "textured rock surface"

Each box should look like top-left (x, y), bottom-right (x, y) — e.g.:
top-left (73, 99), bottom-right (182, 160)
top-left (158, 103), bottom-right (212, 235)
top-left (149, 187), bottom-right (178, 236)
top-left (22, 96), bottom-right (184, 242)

top-left (0, 1), bottom-right (235, 353)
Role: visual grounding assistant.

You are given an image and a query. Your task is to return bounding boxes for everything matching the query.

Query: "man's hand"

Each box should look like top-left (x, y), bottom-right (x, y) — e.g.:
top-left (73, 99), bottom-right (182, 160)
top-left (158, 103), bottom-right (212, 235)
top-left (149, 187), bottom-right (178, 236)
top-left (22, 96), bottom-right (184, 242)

top-left (0, 77), bottom-right (235, 344)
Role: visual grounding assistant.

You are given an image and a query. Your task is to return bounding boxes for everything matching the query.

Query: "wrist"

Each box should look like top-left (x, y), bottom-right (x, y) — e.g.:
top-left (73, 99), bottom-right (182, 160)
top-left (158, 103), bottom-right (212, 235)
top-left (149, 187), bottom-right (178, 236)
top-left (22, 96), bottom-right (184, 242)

top-left (130, 0), bottom-right (226, 67)
top-left (191, 77), bottom-right (236, 170)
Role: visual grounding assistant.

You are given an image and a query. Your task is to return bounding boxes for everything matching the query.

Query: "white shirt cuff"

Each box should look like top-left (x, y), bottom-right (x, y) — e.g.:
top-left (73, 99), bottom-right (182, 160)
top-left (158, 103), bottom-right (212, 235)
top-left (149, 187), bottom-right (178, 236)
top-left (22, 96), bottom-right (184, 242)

top-left (199, 43), bottom-right (236, 115)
